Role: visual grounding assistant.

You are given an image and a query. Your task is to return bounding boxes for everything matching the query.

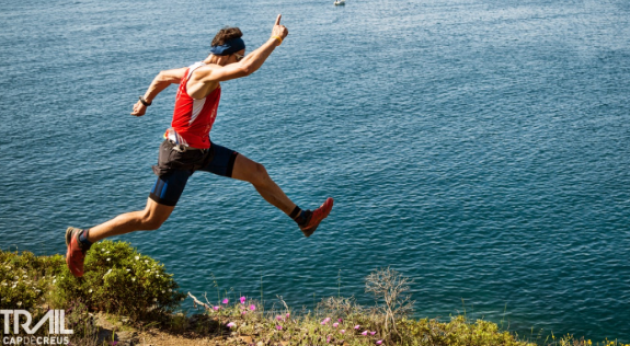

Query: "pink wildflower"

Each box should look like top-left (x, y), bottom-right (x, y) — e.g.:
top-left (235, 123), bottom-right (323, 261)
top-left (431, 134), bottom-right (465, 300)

top-left (354, 325), bottom-right (361, 330)
top-left (241, 311), bottom-right (247, 315)
top-left (377, 341), bottom-right (383, 345)
top-left (370, 331), bottom-right (376, 335)
top-left (276, 315), bottom-right (284, 321)
top-left (240, 296), bottom-right (246, 304)
top-left (286, 312), bottom-right (291, 318)
top-left (276, 325), bottom-right (282, 331)
top-left (340, 329), bottom-right (346, 334)
top-left (361, 331), bottom-right (368, 336)
top-left (321, 317), bottom-right (331, 325)
top-left (213, 306), bottom-right (219, 311)
top-left (226, 322), bottom-right (236, 328)
top-left (333, 322), bottom-right (339, 328)
top-left (338, 318), bottom-right (343, 323)
top-left (327, 336), bottom-right (331, 343)
top-left (222, 298), bottom-right (229, 304)
top-left (249, 304), bottom-right (256, 311)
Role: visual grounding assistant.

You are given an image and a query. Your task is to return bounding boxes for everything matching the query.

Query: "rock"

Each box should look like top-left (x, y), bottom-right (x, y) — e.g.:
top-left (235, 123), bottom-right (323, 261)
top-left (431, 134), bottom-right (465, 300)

top-left (115, 331), bottom-right (140, 346)
top-left (239, 335), bottom-right (253, 344)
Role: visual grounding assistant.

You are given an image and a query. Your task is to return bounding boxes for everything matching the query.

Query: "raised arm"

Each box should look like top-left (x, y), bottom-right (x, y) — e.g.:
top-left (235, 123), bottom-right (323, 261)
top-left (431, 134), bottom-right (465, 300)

top-left (197, 15), bottom-right (289, 84)
top-left (131, 67), bottom-right (187, 117)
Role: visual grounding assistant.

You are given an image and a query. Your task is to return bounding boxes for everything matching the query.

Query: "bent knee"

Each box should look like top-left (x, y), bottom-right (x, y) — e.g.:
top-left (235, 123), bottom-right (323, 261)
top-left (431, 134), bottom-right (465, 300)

top-left (250, 163), bottom-right (271, 186)
top-left (139, 213), bottom-right (168, 231)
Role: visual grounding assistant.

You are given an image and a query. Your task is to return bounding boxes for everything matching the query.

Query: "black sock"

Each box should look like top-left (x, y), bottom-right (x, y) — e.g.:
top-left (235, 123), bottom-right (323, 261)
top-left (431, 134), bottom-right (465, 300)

top-left (289, 206), bottom-right (301, 219)
top-left (78, 229), bottom-right (93, 251)
top-left (296, 210), bottom-right (311, 226)
top-left (290, 206), bottom-right (312, 226)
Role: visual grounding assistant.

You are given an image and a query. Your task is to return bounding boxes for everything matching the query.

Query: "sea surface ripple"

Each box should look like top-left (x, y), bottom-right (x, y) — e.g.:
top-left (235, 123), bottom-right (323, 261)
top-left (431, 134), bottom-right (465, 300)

top-left (0, 0), bottom-right (629, 341)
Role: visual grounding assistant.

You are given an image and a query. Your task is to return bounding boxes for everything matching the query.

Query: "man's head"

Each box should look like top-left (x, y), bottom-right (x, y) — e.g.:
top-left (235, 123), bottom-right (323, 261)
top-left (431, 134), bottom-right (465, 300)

top-left (210, 27), bottom-right (246, 64)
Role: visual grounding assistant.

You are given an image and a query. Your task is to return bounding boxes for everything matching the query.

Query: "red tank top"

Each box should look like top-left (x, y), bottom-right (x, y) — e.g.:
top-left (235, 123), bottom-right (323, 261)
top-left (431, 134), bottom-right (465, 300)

top-left (165, 61), bottom-right (220, 149)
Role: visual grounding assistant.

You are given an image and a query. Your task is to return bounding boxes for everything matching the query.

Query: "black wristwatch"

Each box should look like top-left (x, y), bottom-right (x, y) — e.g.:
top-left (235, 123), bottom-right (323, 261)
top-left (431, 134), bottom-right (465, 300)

top-left (139, 96), bottom-right (152, 106)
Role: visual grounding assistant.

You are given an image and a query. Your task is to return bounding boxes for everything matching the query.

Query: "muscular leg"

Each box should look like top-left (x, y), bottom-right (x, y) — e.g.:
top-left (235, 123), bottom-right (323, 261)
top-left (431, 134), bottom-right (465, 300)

top-left (231, 154), bottom-right (296, 215)
top-left (87, 198), bottom-right (175, 242)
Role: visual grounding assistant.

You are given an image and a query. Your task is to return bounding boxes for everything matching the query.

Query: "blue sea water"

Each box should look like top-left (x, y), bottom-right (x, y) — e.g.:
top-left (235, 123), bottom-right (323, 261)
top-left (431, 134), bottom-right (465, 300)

top-left (1, 0), bottom-right (629, 341)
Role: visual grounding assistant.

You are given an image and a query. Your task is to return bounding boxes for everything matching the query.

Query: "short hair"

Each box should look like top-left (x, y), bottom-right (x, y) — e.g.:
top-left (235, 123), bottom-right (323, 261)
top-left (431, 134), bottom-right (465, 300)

top-left (211, 27), bottom-right (243, 47)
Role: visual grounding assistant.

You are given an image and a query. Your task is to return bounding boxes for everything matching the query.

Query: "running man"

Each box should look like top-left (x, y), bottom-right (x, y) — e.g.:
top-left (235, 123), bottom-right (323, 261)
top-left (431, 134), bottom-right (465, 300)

top-left (65, 15), bottom-right (334, 277)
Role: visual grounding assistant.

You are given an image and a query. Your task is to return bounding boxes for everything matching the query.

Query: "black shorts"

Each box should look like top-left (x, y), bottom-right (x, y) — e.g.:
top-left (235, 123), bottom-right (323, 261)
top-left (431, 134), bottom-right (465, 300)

top-left (149, 140), bottom-right (239, 207)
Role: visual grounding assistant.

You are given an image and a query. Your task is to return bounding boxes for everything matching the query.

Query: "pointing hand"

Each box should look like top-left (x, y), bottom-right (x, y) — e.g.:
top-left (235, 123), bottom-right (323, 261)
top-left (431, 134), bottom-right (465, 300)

top-left (271, 14), bottom-right (289, 43)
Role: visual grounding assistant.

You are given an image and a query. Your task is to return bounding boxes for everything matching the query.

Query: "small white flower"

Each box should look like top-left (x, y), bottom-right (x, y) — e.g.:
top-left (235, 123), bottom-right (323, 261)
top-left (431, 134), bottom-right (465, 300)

top-left (7, 266), bottom-right (11, 270)
top-left (132, 277), bottom-right (136, 282)
top-left (107, 258), bottom-right (111, 262)
top-left (11, 284), bottom-right (17, 289)
top-left (53, 279), bottom-right (57, 284)
top-left (106, 251), bottom-right (110, 254)
top-left (135, 256), bottom-right (140, 260)
top-left (102, 248), bottom-right (106, 252)
top-left (16, 302), bottom-right (22, 307)
top-left (89, 289), bottom-right (93, 293)
top-left (23, 275), bottom-right (28, 278)
top-left (126, 268), bottom-right (131, 272)
top-left (144, 260), bottom-right (149, 264)
top-left (168, 289), bottom-right (172, 293)
top-left (153, 298), bottom-right (158, 302)
top-left (1, 282), bottom-right (6, 286)
top-left (181, 297), bottom-right (185, 301)
top-left (162, 290), bottom-right (165, 294)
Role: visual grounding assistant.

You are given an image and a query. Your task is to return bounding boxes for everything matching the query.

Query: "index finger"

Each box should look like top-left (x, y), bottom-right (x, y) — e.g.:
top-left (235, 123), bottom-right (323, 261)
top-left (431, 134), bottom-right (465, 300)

top-left (275, 14), bottom-right (282, 26)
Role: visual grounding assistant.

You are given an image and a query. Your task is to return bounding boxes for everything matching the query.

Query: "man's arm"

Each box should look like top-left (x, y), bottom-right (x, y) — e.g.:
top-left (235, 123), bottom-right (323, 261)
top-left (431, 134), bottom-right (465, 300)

top-left (131, 67), bottom-right (187, 117)
top-left (195, 15), bottom-right (289, 85)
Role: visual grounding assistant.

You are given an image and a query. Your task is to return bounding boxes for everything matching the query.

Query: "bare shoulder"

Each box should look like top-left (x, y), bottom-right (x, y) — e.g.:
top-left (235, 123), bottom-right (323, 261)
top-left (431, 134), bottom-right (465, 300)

top-left (187, 64), bottom-right (221, 99)
top-left (190, 63), bottom-right (220, 81)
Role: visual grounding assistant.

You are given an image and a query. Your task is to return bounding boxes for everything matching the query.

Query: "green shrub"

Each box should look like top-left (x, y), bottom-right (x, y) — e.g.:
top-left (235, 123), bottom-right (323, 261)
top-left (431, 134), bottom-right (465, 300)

top-left (54, 240), bottom-right (185, 319)
top-left (394, 316), bottom-right (532, 346)
top-left (0, 249), bottom-right (65, 310)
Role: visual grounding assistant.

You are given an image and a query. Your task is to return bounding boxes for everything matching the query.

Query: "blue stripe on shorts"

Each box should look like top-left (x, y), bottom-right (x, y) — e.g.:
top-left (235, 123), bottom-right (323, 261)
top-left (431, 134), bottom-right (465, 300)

top-left (149, 142), bottom-right (239, 207)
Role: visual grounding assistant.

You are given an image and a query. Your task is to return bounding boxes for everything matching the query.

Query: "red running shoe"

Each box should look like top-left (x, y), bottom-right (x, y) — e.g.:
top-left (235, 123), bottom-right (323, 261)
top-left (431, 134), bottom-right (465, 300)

top-left (299, 197), bottom-right (334, 237)
top-left (65, 227), bottom-right (88, 277)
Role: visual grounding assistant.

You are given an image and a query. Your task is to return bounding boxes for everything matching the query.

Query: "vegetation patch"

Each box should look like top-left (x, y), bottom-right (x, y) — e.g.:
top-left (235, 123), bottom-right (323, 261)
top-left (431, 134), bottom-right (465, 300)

top-left (54, 240), bottom-right (186, 320)
top-left (1, 244), bottom-right (627, 346)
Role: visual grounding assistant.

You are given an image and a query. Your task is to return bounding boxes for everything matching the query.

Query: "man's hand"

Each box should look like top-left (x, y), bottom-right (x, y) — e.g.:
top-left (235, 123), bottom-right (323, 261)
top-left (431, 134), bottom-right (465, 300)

top-left (271, 14), bottom-right (289, 43)
top-left (131, 100), bottom-right (147, 117)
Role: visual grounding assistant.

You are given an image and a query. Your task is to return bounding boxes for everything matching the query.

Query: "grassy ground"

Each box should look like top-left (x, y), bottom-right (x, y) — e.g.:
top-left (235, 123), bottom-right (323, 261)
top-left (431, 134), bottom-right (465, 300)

top-left (1, 244), bottom-right (627, 346)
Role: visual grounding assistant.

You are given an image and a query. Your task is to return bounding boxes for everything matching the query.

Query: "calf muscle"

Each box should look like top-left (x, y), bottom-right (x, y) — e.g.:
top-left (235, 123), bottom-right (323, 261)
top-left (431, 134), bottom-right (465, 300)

top-left (87, 198), bottom-right (174, 242)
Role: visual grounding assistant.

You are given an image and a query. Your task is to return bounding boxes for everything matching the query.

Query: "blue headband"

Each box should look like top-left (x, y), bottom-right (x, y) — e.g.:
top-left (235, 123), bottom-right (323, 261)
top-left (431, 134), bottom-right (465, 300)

top-left (210, 37), bottom-right (246, 56)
